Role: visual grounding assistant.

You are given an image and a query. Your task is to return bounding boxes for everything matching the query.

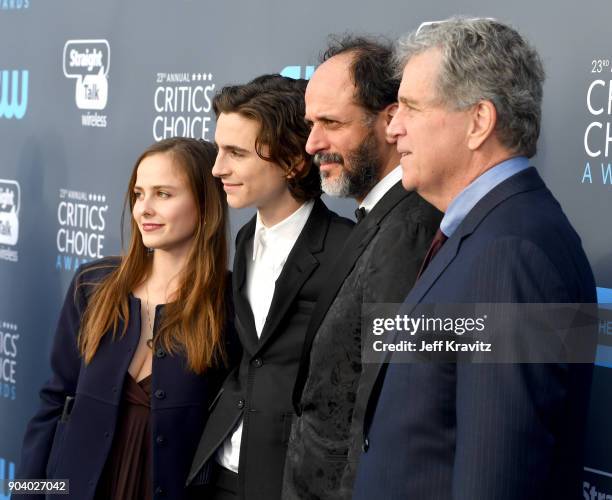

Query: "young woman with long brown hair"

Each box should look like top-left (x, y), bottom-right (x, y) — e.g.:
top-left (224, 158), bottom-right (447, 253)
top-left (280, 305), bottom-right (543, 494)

top-left (17, 137), bottom-right (237, 500)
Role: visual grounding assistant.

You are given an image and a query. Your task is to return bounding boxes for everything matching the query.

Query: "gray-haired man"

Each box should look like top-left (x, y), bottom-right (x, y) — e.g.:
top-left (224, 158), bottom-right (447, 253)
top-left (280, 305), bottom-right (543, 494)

top-left (354, 17), bottom-right (595, 500)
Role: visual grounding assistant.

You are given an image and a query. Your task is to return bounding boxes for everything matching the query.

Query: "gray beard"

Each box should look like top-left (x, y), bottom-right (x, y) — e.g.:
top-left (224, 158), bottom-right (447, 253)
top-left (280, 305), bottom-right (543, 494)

top-left (321, 169), bottom-right (351, 197)
top-left (318, 132), bottom-right (380, 199)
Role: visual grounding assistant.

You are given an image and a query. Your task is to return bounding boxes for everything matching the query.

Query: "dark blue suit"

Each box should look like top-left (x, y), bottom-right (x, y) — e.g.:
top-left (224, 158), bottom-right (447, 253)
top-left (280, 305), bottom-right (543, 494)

top-left (17, 258), bottom-right (236, 499)
top-left (353, 168), bottom-right (596, 500)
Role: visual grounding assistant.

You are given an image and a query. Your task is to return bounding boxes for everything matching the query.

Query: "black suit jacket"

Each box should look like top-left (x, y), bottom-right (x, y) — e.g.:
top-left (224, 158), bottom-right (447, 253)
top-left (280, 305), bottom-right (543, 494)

top-left (284, 183), bottom-right (442, 499)
top-left (187, 198), bottom-right (353, 500)
top-left (353, 168), bottom-right (596, 500)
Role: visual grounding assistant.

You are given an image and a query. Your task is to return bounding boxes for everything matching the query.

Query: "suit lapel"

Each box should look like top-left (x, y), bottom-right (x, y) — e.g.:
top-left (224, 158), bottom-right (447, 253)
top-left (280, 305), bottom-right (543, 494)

top-left (301, 222), bottom-right (377, 345)
top-left (363, 167), bottom-right (547, 428)
top-left (232, 217), bottom-right (260, 355)
top-left (404, 167), bottom-right (545, 306)
top-left (359, 225), bottom-right (462, 425)
top-left (256, 248), bottom-right (318, 349)
top-left (256, 200), bottom-right (330, 349)
top-left (403, 234), bottom-right (462, 306)
top-left (306, 183), bottom-right (409, 344)
top-left (292, 183), bottom-right (410, 409)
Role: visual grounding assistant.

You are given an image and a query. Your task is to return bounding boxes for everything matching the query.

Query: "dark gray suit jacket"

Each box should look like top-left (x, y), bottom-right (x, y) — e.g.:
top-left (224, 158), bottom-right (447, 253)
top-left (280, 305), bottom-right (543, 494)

top-left (284, 183), bottom-right (442, 500)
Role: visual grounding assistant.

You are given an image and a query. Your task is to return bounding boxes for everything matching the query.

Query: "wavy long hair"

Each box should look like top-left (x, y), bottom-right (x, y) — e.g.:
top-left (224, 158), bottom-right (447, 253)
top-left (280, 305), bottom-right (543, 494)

top-left (213, 74), bottom-right (321, 201)
top-left (77, 138), bottom-right (228, 373)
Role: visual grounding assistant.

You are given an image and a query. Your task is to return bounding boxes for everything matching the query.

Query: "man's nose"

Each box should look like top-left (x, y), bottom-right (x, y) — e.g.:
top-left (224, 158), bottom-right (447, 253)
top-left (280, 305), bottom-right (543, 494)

top-left (305, 123), bottom-right (329, 155)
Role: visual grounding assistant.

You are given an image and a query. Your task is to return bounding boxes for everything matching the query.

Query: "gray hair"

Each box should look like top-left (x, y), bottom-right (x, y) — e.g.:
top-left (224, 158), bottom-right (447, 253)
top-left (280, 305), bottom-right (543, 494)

top-left (395, 17), bottom-right (545, 158)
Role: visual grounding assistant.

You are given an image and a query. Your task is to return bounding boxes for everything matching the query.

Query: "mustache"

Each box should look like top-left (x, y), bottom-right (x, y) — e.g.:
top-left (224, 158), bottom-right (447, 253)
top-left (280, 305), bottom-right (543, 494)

top-left (313, 152), bottom-right (344, 166)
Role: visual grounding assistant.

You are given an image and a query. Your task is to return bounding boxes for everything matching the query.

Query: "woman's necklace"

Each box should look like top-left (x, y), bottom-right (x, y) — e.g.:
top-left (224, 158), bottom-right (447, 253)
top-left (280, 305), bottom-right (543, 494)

top-left (145, 282), bottom-right (154, 349)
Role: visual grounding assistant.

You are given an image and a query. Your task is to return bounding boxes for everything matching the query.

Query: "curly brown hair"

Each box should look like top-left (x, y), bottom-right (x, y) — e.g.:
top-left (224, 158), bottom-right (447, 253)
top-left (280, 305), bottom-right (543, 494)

top-left (213, 74), bottom-right (321, 201)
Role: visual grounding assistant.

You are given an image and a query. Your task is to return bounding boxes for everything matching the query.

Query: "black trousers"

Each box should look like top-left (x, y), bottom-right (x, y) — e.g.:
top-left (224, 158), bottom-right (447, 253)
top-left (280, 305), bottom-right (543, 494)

top-left (188, 463), bottom-right (238, 500)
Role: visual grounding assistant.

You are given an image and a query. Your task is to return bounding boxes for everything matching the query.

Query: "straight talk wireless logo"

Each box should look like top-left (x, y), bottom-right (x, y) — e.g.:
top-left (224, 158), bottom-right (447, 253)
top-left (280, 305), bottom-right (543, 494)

top-left (583, 475), bottom-right (612, 499)
top-left (63, 39), bottom-right (110, 128)
top-left (0, 179), bottom-right (20, 263)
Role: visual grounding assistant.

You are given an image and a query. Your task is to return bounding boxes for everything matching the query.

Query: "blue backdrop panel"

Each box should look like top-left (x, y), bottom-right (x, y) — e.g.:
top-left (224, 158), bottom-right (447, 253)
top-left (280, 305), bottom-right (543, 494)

top-left (1, 0), bottom-right (610, 497)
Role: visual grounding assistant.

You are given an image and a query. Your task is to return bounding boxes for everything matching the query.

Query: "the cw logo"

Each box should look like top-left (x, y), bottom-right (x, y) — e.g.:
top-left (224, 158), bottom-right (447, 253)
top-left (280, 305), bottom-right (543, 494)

top-left (0, 70), bottom-right (29, 120)
top-left (0, 457), bottom-right (15, 500)
top-left (280, 66), bottom-right (315, 80)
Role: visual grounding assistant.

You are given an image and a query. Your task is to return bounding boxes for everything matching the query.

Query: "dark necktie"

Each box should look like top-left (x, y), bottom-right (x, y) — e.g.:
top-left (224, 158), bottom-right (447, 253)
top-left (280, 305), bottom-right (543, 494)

top-left (355, 207), bottom-right (367, 223)
top-left (416, 228), bottom-right (448, 280)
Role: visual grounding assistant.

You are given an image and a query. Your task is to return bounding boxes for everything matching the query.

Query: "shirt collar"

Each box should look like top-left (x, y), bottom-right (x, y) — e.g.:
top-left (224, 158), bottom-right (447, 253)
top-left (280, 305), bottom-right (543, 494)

top-left (440, 156), bottom-right (529, 238)
top-left (252, 199), bottom-right (314, 261)
top-left (359, 166), bottom-right (402, 214)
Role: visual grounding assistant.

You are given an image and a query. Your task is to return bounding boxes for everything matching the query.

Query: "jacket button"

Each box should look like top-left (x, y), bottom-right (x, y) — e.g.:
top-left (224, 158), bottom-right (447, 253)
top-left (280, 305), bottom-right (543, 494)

top-left (156, 348), bottom-right (166, 358)
top-left (156, 435), bottom-right (165, 445)
top-left (104, 431), bottom-right (110, 438)
top-left (362, 437), bottom-right (369, 453)
top-left (155, 389), bottom-right (166, 400)
top-left (252, 358), bottom-right (263, 368)
top-left (237, 399), bottom-right (245, 409)
top-left (155, 486), bottom-right (164, 495)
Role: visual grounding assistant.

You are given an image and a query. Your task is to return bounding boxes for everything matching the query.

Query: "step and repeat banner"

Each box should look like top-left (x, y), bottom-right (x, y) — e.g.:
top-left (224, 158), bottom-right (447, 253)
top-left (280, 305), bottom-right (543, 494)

top-left (1, 0), bottom-right (611, 497)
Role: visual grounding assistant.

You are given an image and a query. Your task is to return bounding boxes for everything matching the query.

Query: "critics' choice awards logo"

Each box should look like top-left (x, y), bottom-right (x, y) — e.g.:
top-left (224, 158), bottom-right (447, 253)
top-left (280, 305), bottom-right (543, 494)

top-left (582, 58), bottom-right (612, 186)
top-left (0, 321), bottom-right (18, 401)
top-left (0, 0), bottom-right (29, 9)
top-left (63, 39), bottom-right (110, 128)
top-left (0, 180), bottom-right (20, 263)
top-left (152, 71), bottom-right (215, 141)
top-left (0, 70), bottom-right (28, 120)
top-left (56, 188), bottom-right (108, 271)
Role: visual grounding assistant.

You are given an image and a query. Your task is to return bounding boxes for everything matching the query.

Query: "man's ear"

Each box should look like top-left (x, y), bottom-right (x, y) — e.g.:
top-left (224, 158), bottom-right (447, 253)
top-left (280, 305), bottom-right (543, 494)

top-left (467, 100), bottom-right (497, 151)
top-left (382, 103), bottom-right (399, 144)
top-left (384, 103), bottom-right (398, 126)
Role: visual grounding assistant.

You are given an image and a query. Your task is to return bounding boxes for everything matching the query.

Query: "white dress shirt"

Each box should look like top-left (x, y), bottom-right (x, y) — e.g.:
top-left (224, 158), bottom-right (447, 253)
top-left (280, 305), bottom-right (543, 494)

top-left (216, 199), bottom-right (314, 472)
top-left (359, 165), bottom-right (402, 214)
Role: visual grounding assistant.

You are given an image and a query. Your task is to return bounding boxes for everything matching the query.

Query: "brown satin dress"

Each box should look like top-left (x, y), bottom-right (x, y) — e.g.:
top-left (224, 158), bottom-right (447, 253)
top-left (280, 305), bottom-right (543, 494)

top-left (95, 373), bottom-right (153, 500)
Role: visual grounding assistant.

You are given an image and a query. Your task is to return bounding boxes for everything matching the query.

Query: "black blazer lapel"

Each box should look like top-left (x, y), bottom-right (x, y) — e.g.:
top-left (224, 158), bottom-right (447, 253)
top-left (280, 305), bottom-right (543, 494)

top-left (304, 183), bottom-right (409, 353)
top-left (256, 199), bottom-right (330, 350)
top-left (292, 182), bottom-right (411, 410)
top-left (233, 217), bottom-right (259, 355)
top-left (299, 222), bottom-right (377, 350)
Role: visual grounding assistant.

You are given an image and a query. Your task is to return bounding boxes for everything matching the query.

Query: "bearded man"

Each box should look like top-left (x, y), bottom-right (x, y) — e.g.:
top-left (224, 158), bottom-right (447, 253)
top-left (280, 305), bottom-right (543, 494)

top-left (283, 36), bottom-right (442, 500)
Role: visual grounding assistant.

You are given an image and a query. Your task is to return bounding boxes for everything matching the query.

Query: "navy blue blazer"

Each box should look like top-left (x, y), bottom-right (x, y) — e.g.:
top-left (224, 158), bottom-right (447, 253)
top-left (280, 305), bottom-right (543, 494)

top-left (353, 168), bottom-right (596, 500)
top-left (17, 258), bottom-right (236, 500)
